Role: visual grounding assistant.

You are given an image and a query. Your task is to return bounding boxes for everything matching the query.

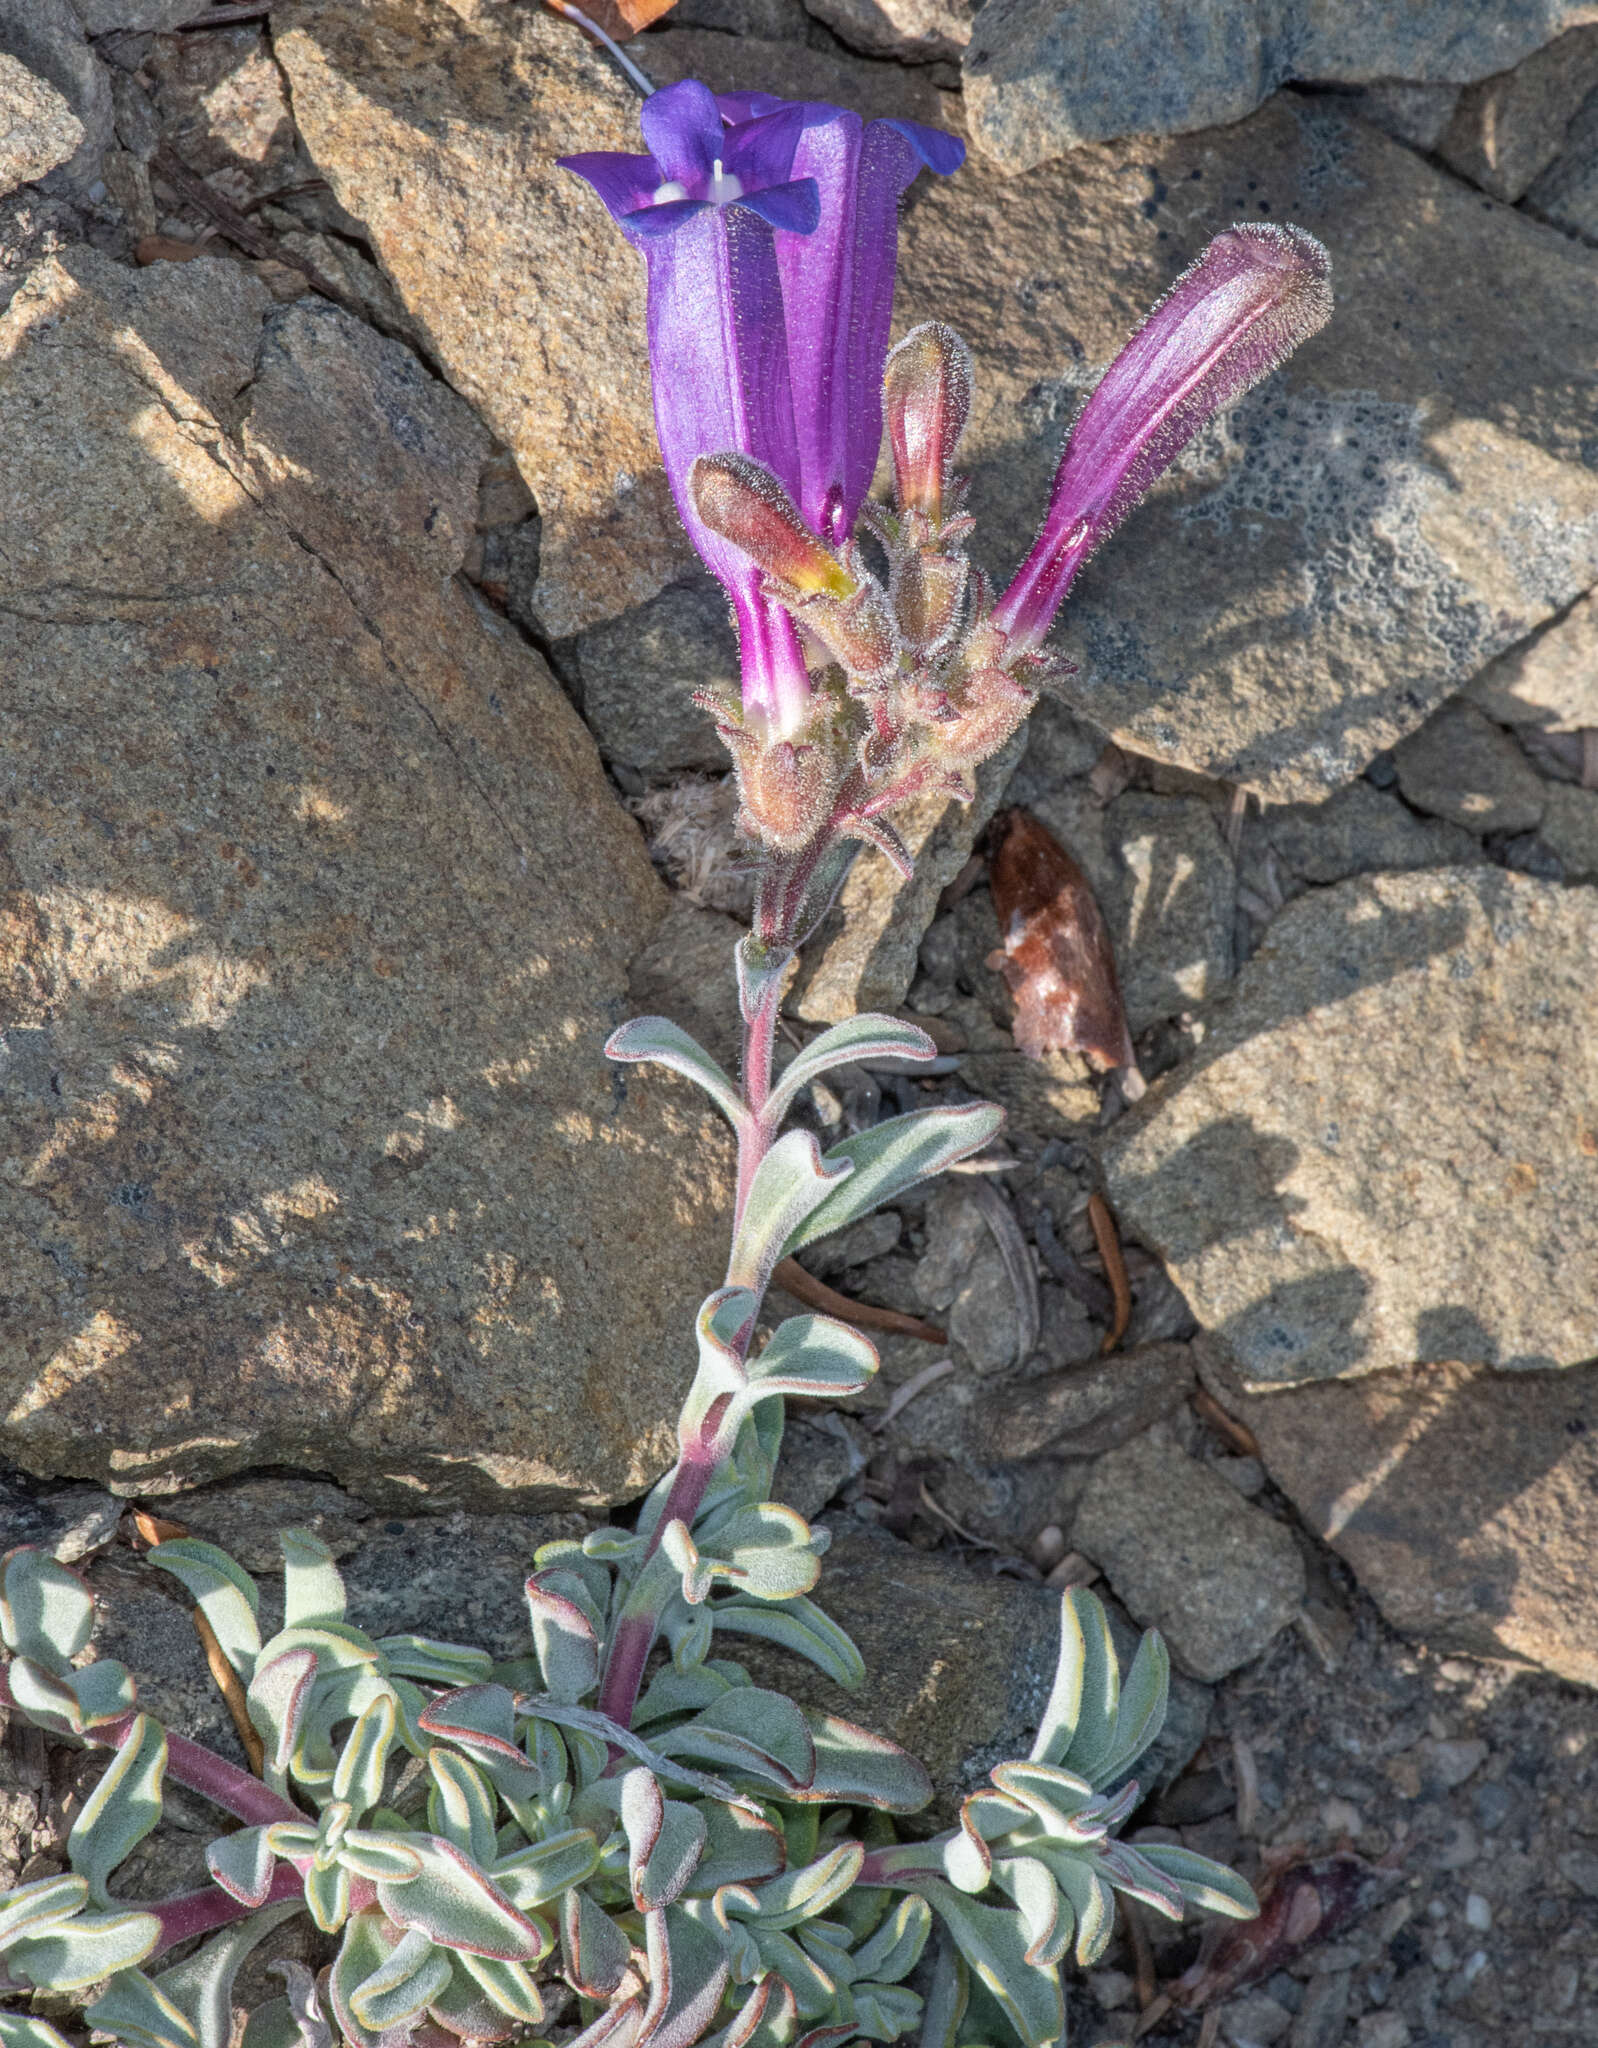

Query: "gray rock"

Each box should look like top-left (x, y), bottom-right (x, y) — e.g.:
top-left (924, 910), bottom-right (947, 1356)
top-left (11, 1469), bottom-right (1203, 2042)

top-left (772, 1415), bottom-right (867, 1518)
top-left (895, 98), bottom-right (1598, 802)
top-left (1467, 587), bottom-right (1598, 732)
top-left (85, 1550), bottom-right (245, 1763)
top-left (1288, 1971), bottom-right (1351, 2048)
top-left (1392, 698), bottom-right (1548, 835)
top-left (1220, 1994), bottom-right (1294, 2048)
top-left (165, 1476), bottom-right (375, 1571)
top-left (1026, 786), bottom-right (1236, 1031)
top-left (0, 1477), bottom-right (121, 1562)
top-left (963, 0), bottom-right (1598, 172)
top-left (627, 898), bottom-right (748, 1074)
top-left (672, 0), bottom-right (811, 34)
top-left (1539, 781), bottom-right (1598, 878)
top-left (565, 571), bottom-right (737, 776)
top-left (0, 252), bottom-right (731, 1511)
top-left (1437, 25), bottom-right (1598, 201)
top-left (1343, 80), bottom-right (1461, 153)
top-left (1231, 1355), bottom-right (1598, 1688)
top-left (986, 1343), bottom-right (1195, 1459)
top-left (133, 21), bottom-right (316, 216)
top-left (0, 0), bottom-right (112, 197)
top-left (803, 0), bottom-right (979, 60)
top-left (0, 53), bottom-right (82, 198)
top-left (800, 1209), bottom-right (903, 1281)
top-left (1103, 869), bottom-right (1598, 1388)
top-left (0, 186), bottom-right (76, 315)
top-left (1261, 780), bottom-right (1483, 887)
top-left (74, 1), bottom-right (210, 28)
top-left (790, 727), bottom-right (1026, 1023)
top-left (1524, 77), bottom-right (1598, 236)
top-left (1072, 1431), bottom-right (1306, 1681)
top-left (337, 1511), bottom-right (585, 1660)
top-left (913, 1184), bottom-right (1017, 1372)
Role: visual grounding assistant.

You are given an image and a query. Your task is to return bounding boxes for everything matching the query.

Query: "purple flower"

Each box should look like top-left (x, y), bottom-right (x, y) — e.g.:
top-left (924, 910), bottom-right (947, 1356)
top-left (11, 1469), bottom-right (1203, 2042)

top-left (562, 81), bottom-right (820, 736)
top-left (994, 223), bottom-right (1333, 655)
top-left (561, 82), bottom-right (962, 736)
top-left (719, 94), bottom-right (964, 546)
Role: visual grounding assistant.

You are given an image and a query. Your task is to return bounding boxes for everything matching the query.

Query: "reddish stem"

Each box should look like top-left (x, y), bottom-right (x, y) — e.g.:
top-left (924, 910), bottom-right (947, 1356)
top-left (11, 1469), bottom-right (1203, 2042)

top-left (148, 1862), bottom-right (305, 1953)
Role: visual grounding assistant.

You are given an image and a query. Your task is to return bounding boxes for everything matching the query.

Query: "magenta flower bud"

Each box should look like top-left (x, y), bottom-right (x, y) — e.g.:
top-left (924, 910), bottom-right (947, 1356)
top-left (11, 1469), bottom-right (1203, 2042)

top-left (884, 321), bottom-right (973, 527)
top-left (994, 223), bottom-right (1332, 654)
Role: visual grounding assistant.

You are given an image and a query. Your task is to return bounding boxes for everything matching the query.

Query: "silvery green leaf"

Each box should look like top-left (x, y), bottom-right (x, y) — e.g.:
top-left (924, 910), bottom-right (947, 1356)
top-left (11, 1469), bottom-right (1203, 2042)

top-left (0, 1548), bottom-right (93, 1673)
top-left (1035, 1845), bottom-right (1115, 1967)
top-left (940, 1823), bottom-right (990, 1896)
top-left (706, 1595), bottom-right (866, 1690)
top-left (333, 1689), bottom-right (396, 1815)
top-left (376, 1835), bottom-right (546, 1961)
top-left (455, 1948), bottom-right (544, 2022)
top-left (348, 1926), bottom-right (452, 2032)
top-left (302, 1859), bottom-right (350, 1936)
top-left (263, 1820), bottom-right (318, 1861)
top-left (633, 1659), bottom-right (740, 1729)
top-left (736, 1315), bottom-right (878, 1414)
top-left (205, 1825), bottom-right (277, 1908)
top-left (279, 1529), bottom-right (346, 1631)
top-left (2, 1657), bottom-right (86, 1739)
top-left (644, 1904), bottom-right (733, 2048)
top-left (561, 1886), bottom-right (631, 1999)
top-left (428, 1748), bottom-right (498, 1866)
top-left (0, 1875), bottom-right (88, 1947)
top-left (698, 1972), bottom-right (781, 2048)
top-left (66, 1657), bottom-right (138, 1731)
top-left (246, 1647), bottom-right (318, 1795)
top-left (850, 1981), bottom-right (923, 2042)
top-left (81, 1970), bottom-right (198, 2048)
top-left (420, 1953), bottom-right (524, 2044)
top-left (622, 1769), bottom-right (708, 1912)
top-left (669, 1599), bottom-right (714, 1673)
top-left (693, 1799), bottom-right (786, 1890)
top-left (988, 1760), bottom-right (1094, 1838)
top-left (236, 2000), bottom-right (301, 2048)
top-left (417, 1684), bottom-right (540, 1802)
top-left (918, 1881), bottom-right (1063, 2048)
top-left (1093, 1630), bottom-right (1170, 1791)
top-left (746, 1842), bottom-right (862, 1931)
top-left (1096, 1841), bottom-right (1184, 1922)
top-left (525, 1581), bottom-right (599, 1703)
top-left (851, 1896), bottom-right (932, 1984)
top-left (749, 1927), bottom-right (835, 2021)
top-left (690, 1503), bottom-right (826, 1604)
top-left (653, 1687), bottom-right (815, 1794)
top-left (5, 1911), bottom-right (162, 1992)
top-left (782, 1104), bottom-right (1005, 1258)
top-left (606, 1016), bottom-right (752, 1138)
top-left (584, 1524), bottom-right (648, 1561)
top-left (377, 1636), bottom-right (495, 1686)
top-left (335, 1830), bottom-right (425, 1883)
top-left (1030, 1586), bottom-right (1116, 1780)
top-left (147, 1540), bottom-right (261, 1681)
top-left (916, 1937), bottom-right (967, 2048)
top-left (797, 1712), bottom-right (933, 1815)
top-left (729, 1132), bottom-right (852, 1296)
top-left (531, 1542), bottom-right (613, 1622)
top-left (327, 1911), bottom-right (395, 2048)
top-left (493, 1829), bottom-right (594, 1907)
top-left (154, 1900), bottom-right (300, 2048)
top-left (764, 1016), bottom-right (938, 1128)
top-left (990, 1856), bottom-right (1067, 1970)
top-left (0, 2014), bottom-right (73, 2048)
top-left (1134, 1842), bottom-right (1258, 1919)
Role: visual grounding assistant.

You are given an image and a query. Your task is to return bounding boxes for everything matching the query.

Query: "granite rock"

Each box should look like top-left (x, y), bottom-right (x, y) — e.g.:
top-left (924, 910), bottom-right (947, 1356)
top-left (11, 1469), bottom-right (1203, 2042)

top-left (986, 1343), bottom-right (1195, 1459)
top-left (1392, 698), bottom-right (1548, 835)
top-left (0, 53), bottom-right (82, 198)
top-left (803, 0), bottom-right (979, 60)
top-left (73, 0), bottom-right (203, 29)
top-left (274, 1), bottom-right (938, 643)
top-left (1524, 76), bottom-right (1598, 237)
top-left (1259, 780), bottom-right (1483, 888)
top-left (1102, 869), bottom-right (1598, 1388)
top-left (133, 22), bottom-right (312, 214)
top-left (565, 570), bottom-right (739, 777)
top-left (627, 898), bottom-right (747, 1073)
top-left (1539, 782), bottom-right (1598, 879)
top-left (1233, 1358), bottom-right (1598, 1688)
top-left (1437, 25), bottom-right (1598, 201)
top-left (1466, 590), bottom-right (1598, 731)
top-left (1072, 1430), bottom-right (1306, 1681)
top-left (913, 1182), bottom-right (1018, 1372)
top-left (671, 0), bottom-right (811, 35)
top-left (0, 250), bottom-right (731, 1510)
top-left (963, 0), bottom-right (1598, 172)
top-left (894, 98), bottom-right (1598, 802)
top-left (0, 0), bottom-right (113, 197)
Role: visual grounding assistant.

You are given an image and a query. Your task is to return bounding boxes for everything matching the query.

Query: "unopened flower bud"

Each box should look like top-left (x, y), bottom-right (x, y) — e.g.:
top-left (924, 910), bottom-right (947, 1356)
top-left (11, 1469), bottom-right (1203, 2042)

top-left (798, 580), bottom-right (900, 683)
top-left (884, 322), bottom-right (973, 527)
top-left (691, 453), bottom-right (855, 599)
top-left (735, 733), bottom-right (836, 852)
top-left (892, 548), bottom-right (968, 657)
top-left (931, 663), bottom-right (1035, 769)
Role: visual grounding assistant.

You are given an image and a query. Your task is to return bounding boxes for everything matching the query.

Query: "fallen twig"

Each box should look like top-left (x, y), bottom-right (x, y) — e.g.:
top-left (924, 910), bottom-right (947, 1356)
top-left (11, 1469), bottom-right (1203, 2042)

top-left (178, 3), bottom-right (274, 23)
top-left (917, 1480), bottom-right (1000, 1552)
top-left (771, 1258), bottom-right (946, 1344)
top-left (1193, 1383), bottom-right (1261, 1458)
top-left (1232, 1731), bottom-right (1260, 1838)
top-left (1087, 1193), bottom-right (1132, 1354)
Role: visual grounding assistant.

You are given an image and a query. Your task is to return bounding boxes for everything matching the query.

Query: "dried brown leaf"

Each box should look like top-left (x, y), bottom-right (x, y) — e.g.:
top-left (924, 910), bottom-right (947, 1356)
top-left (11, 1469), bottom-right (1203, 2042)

top-left (985, 808), bottom-right (1136, 1074)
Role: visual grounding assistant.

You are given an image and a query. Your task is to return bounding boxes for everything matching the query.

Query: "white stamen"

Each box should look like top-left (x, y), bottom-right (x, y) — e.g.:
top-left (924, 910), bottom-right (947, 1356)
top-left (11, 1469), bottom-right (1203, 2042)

top-left (653, 179), bottom-right (689, 205)
top-left (709, 157), bottom-right (743, 206)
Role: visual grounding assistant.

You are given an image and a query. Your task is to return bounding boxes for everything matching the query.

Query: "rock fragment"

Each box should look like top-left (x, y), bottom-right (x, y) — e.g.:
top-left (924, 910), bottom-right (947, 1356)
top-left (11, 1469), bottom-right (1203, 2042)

top-left (803, 0), bottom-right (978, 61)
top-left (1436, 25), bottom-right (1598, 202)
top-left (1102, 868), bottom-right (1598, 1388)
top-left (0, 53), bottom-right (82, 198)
top-left (1392, 698), bottom-right (1548, 836)
top-left (1466, 590), bottom-right (1598, 732)
top-left (0, 0), bottom-right (113, 196)
top-left (1072, 1430), bottom-right (1305, 1681)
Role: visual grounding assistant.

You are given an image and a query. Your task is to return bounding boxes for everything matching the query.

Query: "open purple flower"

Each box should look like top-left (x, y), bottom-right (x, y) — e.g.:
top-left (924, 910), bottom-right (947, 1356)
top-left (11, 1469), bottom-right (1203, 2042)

top-left (994, 223), bottom-right (1333, 655)
top-left (718, 93), bottom-right (964, 547)
top-left (561, 81), bottom-right (962, 737)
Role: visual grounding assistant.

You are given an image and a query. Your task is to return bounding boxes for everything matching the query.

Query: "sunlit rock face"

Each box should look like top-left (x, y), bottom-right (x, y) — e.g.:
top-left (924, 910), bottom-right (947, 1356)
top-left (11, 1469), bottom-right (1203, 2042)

top-left (0, 250), bottom-right (731, 1511)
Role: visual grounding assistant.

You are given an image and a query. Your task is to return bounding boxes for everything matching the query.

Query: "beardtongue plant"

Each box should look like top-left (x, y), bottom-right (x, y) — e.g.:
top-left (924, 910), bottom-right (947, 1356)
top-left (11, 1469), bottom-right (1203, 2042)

top-left (0, 76), bottom-right (1332, 2048)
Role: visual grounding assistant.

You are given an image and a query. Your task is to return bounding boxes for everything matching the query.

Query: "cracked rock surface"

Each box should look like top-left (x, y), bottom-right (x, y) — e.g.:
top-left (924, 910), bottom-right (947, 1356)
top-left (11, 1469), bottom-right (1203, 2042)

top-left (0, 249), bottom-right (730, 1509)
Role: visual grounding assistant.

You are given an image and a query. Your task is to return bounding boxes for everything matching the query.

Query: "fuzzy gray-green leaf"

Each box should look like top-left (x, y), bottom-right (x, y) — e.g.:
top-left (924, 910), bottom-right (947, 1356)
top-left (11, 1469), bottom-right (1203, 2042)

top-left (918, 1882), bottom-right (1063, 2048)
top-left (81, 1970), bottom-right (198, 2048)
top-left (376, 1836), bottom-right (546, 1961)
top-left (729, 1131), bottom-right (852, 1296)
top-left (606, 1016), bottom-right (751, 1137)
top-left (5, 1912), bottom-right (163, 1992)
top-left (782, 1104), bottom-right (1004, 1258)
top-left (67, 1709), bottom-right (165, 1905)
top-left (1134, 1842), bottom-right (1258, 1919)
top-left (147, 1540), bottom-right (261, 1681)
top-left (0, 1549), bottom-right (93, 1673)
top-left (763, 1016), bottom-right (937, 1127)
top-left (705, 1595), bottom-right (866, 1690)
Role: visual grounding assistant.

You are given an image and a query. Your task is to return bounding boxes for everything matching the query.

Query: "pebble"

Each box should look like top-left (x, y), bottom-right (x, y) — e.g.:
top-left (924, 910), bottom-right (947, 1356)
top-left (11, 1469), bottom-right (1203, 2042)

top-left (1472, 1781), bottom-right (1513, 1831)
top-left (1220, 1993), bottom-right (1293, 2047)
top-left (1464, 1892), bottom-right (1492, 1932)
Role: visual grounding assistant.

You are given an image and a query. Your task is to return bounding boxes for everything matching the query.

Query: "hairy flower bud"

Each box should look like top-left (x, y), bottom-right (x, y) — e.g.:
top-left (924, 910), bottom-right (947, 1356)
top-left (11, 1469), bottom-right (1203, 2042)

top-left (692, 453), bottom-right (855, 599)
top-left (891, 548), bottom-right (967, 659)
top-left (884, 322), bottom-right (973, 527)
top-left (798, 579), bottom-right (900, 683)
top-left (733, 731), bottom-right (837, 851)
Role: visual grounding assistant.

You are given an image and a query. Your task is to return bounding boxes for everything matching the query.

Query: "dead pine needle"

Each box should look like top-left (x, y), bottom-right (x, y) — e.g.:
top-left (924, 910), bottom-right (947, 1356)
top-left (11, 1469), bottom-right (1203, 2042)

top-left (1193, 1383), bottom-right (1261, 1458)
top-left (1087, 1193), bottom-right (1132, 1353)
top-left (868, 1356), bottom-right (955, 1433)
top-left (772, 1257), bottom-right (947, 1344)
